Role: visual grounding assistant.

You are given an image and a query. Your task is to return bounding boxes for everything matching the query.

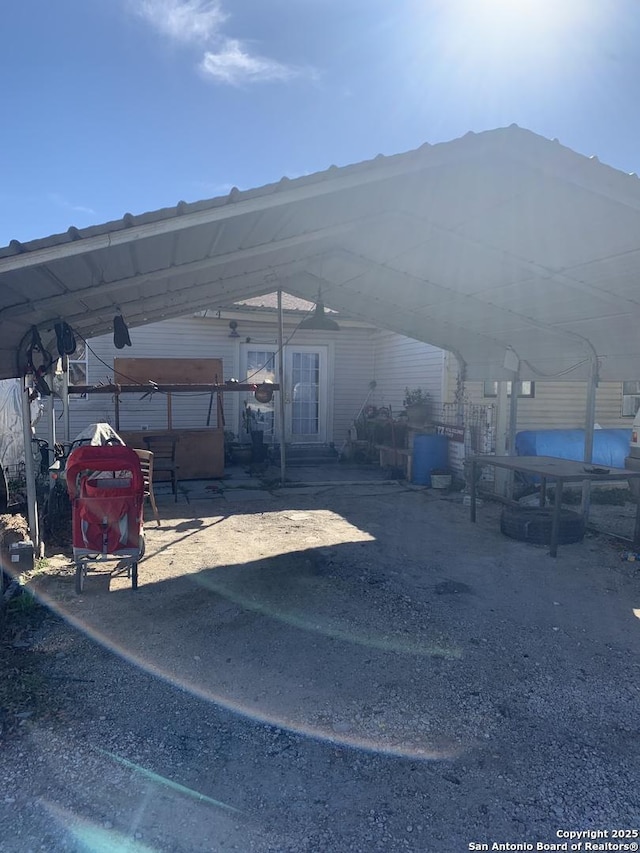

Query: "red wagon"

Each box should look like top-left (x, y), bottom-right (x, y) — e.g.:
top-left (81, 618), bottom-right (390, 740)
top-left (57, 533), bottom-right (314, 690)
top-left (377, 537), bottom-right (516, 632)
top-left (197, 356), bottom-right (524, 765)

top-left (66, 445), bottom-right (145, 594)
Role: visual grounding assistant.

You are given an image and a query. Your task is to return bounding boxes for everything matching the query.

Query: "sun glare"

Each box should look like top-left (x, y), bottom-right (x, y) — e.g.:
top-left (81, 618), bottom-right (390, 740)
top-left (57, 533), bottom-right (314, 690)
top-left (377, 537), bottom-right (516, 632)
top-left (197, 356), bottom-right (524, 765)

top-left (438, 0), bottom-right (597, 84)
top-left (472, 0), bottom-right (556, 29)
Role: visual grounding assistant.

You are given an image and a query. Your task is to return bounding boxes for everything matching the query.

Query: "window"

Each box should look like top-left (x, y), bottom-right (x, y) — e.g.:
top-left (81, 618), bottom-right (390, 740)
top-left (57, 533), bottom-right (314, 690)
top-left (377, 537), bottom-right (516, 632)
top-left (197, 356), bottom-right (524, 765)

top-left (291, 351), bottom-right (320, 436)
top-left (622, 381), bottom-right (640, 417)
top-left (483, 380), bottom-right (535, 398)
top-left (68, 340), bottom-right (88, 396)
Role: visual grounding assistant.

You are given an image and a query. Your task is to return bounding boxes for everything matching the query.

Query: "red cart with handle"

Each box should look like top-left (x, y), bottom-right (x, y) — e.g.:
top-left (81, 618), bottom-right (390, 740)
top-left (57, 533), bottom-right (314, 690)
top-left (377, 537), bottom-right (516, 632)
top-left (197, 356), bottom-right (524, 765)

top-left (66, 445), bottom-right (145, 593)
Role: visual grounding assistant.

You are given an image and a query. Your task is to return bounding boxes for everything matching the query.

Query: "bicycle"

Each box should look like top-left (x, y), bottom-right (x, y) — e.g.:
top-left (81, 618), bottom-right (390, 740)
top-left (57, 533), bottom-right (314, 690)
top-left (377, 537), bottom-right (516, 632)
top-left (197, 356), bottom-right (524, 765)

top-left (30, 437), bottom-right (73, 543)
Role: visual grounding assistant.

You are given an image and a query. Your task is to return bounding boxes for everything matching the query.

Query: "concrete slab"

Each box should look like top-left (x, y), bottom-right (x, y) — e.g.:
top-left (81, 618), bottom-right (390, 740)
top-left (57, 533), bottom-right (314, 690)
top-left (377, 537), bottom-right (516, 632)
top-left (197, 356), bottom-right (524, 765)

top-left (221, 489), bottom-right (274, 502)
top-left (223, 479), bottom-right (264, 489)
top-left (274, 483), bottom-right (406, 498)
top-left (273, 486), bottom-right (334, 497)
top-left (284, 464), bottom-right (389, 483)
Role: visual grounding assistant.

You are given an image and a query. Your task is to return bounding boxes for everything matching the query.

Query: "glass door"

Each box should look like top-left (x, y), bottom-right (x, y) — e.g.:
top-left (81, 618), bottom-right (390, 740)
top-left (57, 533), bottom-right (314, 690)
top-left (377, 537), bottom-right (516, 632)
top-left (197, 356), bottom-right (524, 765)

top-left (285, 346), bottom-right (327, 444)
top-left (241, 348), bottom-right (277, 443)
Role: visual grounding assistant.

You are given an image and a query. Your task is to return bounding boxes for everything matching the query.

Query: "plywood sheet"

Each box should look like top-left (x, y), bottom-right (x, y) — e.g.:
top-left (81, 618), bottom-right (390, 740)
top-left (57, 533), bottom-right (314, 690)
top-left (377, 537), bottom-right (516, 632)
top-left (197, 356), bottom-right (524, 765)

top-left (114, 358), bottom-right (223, 385)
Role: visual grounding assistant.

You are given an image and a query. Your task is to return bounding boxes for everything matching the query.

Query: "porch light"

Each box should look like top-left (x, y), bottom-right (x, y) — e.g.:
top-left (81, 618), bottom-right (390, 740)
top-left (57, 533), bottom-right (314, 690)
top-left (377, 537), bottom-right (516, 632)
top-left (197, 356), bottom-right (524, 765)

top-left (299, 292), bottom-right (340, 331)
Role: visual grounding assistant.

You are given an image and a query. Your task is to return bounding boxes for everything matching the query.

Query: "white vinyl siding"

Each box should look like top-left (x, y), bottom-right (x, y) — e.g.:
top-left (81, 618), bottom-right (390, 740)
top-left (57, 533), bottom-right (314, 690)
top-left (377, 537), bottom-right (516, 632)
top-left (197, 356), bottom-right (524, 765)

top-left (458, 380), bottom-right (631, 430)
top-left (64, 316), bottom-right (236, 436)
top-left (51, 313), bottom-right (376, 447)
top-left (331, 329), bottom-right (376, 447)
top-left (372, 331), bottom-right (445, 416)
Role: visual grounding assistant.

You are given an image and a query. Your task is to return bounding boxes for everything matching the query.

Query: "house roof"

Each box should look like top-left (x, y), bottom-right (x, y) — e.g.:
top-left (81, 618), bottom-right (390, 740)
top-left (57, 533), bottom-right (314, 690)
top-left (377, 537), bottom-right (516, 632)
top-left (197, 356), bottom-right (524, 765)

top-left (232, 292), bottom-right (322, 313)
top-left (3, 124), bottom-right (640, 381)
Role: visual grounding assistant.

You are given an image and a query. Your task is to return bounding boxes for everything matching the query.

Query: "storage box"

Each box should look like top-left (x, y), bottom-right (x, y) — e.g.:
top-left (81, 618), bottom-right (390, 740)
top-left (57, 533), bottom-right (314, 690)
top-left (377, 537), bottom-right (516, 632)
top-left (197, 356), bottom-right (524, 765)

top-left (8, 540), bottom-right (35, 572)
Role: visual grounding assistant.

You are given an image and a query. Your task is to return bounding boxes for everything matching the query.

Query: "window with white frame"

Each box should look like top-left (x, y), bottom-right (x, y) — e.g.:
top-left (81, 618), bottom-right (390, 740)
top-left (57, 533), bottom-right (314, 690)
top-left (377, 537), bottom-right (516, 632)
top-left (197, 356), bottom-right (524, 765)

top-left (622, 381), bottom-right (640, 417)
top-left (483, 380), bottom-right (535, 398)
top-left (244, 349), bottom-right (276, 438)
top-left (68, 340), bottom-right (88, 396)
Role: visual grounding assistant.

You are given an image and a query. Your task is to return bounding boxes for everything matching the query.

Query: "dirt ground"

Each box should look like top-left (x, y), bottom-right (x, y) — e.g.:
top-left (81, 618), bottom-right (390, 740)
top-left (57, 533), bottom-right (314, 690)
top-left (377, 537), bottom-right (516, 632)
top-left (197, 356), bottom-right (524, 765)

top-left (1, 468), bottom-right (640, 852)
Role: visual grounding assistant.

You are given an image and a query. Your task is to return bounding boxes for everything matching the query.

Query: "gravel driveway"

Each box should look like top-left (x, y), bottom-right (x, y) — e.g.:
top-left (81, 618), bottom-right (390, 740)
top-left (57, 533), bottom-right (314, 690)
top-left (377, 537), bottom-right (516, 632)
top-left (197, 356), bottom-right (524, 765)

top-left (1, 479), bottom-right (639, 852)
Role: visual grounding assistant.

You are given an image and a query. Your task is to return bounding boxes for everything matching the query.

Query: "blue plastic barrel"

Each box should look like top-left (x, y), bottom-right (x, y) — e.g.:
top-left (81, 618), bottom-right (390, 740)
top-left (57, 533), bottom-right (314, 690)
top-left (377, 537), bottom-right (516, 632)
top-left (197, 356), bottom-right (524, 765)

top-left (412, 434), bottom-right (449, 486)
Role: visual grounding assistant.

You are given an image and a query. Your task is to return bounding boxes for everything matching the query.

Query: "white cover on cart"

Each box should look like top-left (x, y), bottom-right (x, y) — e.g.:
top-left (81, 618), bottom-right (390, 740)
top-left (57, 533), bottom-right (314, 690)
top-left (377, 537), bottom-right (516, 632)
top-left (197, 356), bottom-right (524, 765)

top-left (72, 423), bottom-right (125, 447)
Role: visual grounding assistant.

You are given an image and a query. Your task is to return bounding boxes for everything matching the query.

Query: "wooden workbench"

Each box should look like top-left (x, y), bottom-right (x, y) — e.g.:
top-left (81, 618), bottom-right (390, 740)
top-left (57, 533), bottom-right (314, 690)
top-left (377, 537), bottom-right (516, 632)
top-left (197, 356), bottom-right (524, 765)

top-left (119, 428), bottom-right (224, 480)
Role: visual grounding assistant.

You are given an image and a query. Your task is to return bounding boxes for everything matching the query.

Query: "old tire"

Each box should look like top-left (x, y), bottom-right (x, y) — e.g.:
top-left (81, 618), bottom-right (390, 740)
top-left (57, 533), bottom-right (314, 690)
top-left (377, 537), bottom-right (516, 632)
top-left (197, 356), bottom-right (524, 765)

top-left (75, 562), bottom-right (86, 595)
top-left (500, 506), bottom-right (585, 545)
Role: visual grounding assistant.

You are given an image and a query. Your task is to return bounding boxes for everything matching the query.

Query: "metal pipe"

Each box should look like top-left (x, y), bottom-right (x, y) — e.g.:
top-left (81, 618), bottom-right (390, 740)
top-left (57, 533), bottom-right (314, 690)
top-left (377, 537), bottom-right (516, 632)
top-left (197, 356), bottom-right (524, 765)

top-left (507, 371), bottom-right (520, 500)
top-left (21, 380), bottom-right (39, 549)
top-left (277, 290), bottom-right (286, 486)
top-left (507, 377), bottom-right (520, 455)
top-left (581, 357), bottom-right (599, 519)
top-left (70, 383), bottom-right (280, 394)
top-left (48, 375), bottom-right (56, 449)
top-left (494, 381), bottom-right (510, 496)
top-left (62, 355), bottom-right (71, 442)
top-left (583, 357), bottom-right (598, 464)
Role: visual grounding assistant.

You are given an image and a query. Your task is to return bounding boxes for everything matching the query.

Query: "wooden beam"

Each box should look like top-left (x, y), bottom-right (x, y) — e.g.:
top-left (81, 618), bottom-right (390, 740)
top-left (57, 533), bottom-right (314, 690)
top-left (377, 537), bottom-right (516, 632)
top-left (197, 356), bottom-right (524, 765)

top-left (71, 383), bottom-right (280, 394)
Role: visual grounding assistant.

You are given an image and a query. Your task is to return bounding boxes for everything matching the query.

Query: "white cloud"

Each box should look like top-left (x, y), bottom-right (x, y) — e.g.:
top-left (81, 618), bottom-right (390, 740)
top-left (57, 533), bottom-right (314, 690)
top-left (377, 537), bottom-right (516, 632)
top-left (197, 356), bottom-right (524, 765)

top-left (135, 0), bottom-right (226, 44)
top-left (131, 0), bottom-right (306, 86)
top-left (49, 193), bottom-right (96, 216)
top-left (200, 39), bottom-right (296, 85)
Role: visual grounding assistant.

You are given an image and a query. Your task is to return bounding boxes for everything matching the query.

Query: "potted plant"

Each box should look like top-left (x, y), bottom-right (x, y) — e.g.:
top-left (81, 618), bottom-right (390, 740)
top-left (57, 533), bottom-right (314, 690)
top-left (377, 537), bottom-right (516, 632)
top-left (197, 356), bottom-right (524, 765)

top-left (403, 387), bottom-right (431, 427)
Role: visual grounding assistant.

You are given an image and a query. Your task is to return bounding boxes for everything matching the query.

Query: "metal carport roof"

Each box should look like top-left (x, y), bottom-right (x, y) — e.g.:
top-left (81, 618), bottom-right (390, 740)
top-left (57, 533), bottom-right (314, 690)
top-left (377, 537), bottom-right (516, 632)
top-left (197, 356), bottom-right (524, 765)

top-left (2, 124), bottom-right (640, 383)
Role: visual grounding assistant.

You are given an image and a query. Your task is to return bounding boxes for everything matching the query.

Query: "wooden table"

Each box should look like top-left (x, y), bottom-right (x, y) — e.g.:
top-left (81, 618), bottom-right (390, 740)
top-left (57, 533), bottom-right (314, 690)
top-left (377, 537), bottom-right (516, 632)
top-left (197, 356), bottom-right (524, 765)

top-left (469, 455), bottom-right (640, 556)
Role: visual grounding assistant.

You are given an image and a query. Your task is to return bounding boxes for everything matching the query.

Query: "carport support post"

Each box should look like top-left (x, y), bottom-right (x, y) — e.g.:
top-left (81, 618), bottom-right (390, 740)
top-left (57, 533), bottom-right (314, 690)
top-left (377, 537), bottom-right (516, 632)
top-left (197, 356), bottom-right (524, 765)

top-left (494, 381), bottom-right (510, 496)
top-left (62, 355), bottom-right (71, 442)
top-left (21, 379), bottom-right (39, 550)
top-left (48, 375), bottom-right (56, 451)
top-left (277, 290), bottom-right (286, 486)
top-left (506, 375), bottom-right (520, 500)
top-left (581, 358), bottom-right (599, 519)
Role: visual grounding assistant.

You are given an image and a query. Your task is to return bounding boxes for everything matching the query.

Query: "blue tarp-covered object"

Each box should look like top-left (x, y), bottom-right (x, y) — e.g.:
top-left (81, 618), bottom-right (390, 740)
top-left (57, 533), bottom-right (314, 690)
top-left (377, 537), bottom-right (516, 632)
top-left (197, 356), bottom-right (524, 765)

top-left (515, 429), bottom-right (632, 471)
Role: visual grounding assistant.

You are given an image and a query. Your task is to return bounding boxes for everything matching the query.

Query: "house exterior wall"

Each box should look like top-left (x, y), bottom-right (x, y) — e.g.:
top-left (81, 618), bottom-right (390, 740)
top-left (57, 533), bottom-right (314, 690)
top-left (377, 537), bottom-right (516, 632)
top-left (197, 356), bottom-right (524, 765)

top-left (47, 313), bottom-right (376, 448)
top-left (330, 328), bottom-right (376, 447)
top-left (440, 353), bottom-right (632, 429)
top-left (371, 331), bottom-right (445, 417)
top-left (459, 379), bottom-right (631, 430)
top-left (45, 315), bottom-right (635, 455)
top-left (63, 315), bottom-right (237, 437)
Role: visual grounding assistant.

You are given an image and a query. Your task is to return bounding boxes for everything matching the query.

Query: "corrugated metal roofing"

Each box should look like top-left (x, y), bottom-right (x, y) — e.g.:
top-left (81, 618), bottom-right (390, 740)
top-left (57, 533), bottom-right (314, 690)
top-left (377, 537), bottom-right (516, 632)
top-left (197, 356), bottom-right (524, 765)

top-left (3, 124), bottom-right (640, 381)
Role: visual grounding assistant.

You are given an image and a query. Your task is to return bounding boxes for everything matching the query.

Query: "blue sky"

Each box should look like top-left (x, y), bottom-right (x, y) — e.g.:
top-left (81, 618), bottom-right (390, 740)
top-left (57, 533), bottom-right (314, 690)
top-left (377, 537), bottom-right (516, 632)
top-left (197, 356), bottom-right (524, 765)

top-left (1, 0), bottom-right (639, 245)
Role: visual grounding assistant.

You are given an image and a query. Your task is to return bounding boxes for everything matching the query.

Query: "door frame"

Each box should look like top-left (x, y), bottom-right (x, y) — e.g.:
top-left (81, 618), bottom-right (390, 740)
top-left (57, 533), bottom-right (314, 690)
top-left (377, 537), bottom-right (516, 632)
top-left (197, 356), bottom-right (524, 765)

top-left (239, 340), bottom-right (333, 445)
top-left (284, 344), bottom-right (330, 445)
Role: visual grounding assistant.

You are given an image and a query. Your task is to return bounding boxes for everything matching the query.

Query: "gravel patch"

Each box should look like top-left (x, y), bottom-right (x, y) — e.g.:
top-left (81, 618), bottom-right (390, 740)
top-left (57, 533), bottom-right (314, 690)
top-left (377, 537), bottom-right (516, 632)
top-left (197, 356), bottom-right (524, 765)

top-left (1, 487), bottom-right (639, 851)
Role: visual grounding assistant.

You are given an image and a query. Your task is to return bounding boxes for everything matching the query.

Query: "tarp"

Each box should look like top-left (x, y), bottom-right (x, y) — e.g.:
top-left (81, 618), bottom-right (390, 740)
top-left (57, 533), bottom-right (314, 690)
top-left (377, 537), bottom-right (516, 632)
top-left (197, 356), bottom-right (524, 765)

top-left (515, 429), bottom-right (632, 470)
top-left (0, 379), bottom-right (23, 469)
top-left (0, 379), bottom-right (44, 471)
